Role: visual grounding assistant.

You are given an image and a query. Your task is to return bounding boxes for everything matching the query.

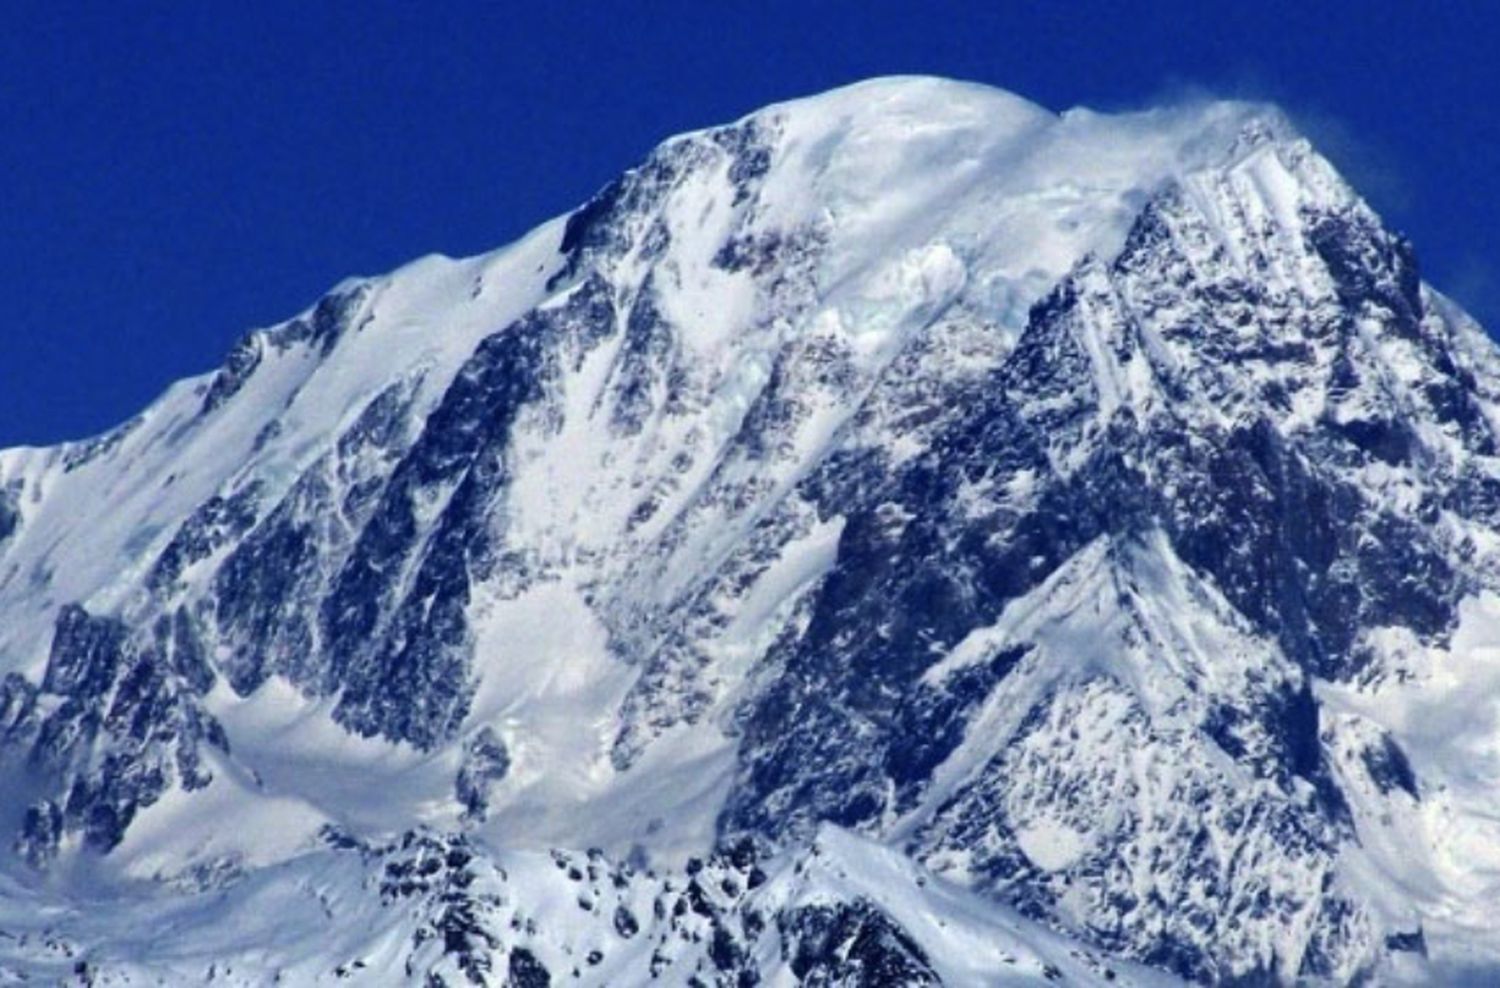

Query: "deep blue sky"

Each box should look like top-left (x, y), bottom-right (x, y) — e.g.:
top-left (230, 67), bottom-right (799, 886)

top-left (3, 2), bottom-right (1497, 446)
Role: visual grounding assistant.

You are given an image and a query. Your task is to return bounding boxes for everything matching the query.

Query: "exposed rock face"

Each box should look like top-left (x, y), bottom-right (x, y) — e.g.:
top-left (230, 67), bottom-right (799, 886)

top-left (457, 726), bottom-right (511, 821)
top-left (0, 78), bottom-right (1497, 984)
top-left (9, 603), bottom-right (225, 862)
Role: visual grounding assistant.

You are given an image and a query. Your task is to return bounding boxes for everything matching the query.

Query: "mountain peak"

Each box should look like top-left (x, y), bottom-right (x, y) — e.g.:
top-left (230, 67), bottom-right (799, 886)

top-left (746, 73), bottom-right (1056, 137)
top-left (0, 78), bottom-right (1496, 984)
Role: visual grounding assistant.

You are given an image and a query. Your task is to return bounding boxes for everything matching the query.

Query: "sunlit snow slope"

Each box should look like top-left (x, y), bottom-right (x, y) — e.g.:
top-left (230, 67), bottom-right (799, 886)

top-left (2, 76), bottom-right (1499, 985)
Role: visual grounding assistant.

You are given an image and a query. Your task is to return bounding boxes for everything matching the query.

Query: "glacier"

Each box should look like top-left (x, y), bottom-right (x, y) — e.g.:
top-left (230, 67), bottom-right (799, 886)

top-left (0, 76), bottom-right (1497, 984)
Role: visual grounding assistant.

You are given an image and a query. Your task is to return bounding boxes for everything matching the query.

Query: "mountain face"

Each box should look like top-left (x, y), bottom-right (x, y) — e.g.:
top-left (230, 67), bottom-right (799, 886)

top-left (0, 76), bottom-right (1498, 985)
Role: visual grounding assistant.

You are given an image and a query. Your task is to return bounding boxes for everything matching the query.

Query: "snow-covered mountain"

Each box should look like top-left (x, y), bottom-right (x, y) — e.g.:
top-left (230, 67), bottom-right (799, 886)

top-left (1, 76), bottom-right (1498, 985)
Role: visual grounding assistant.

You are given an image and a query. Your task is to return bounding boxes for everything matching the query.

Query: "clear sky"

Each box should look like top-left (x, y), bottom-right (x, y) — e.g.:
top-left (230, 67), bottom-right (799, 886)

top-left (2, 1), bottom-right (1497, 446)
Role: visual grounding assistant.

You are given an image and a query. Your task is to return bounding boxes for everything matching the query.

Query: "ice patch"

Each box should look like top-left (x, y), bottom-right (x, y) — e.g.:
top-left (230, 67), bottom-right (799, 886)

top-left (1015, 819), bottom-right (1090, 871)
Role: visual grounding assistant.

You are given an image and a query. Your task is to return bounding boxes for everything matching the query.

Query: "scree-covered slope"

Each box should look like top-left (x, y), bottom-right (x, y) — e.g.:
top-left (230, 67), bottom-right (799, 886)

top-left (2, 77), bottom-right (1499, 985)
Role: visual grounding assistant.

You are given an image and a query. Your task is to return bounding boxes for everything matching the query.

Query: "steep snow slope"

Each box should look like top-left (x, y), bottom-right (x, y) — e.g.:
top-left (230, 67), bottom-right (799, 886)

top-left (1, 76), bottom-right (1499, 984)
